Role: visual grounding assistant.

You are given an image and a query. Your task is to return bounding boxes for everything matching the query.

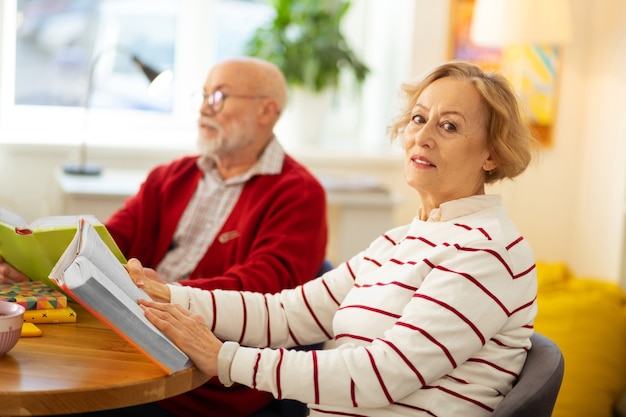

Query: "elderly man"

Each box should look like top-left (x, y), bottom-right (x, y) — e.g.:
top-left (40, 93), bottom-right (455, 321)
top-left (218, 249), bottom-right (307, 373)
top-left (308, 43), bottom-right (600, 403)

top-left (0, 57), bottom-right (328, 417)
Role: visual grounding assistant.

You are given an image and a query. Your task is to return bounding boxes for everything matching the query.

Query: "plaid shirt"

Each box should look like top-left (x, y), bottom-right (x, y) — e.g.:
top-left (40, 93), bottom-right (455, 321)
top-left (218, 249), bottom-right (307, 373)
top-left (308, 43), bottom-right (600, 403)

top-left (156, 138), bottom-right (285, 282)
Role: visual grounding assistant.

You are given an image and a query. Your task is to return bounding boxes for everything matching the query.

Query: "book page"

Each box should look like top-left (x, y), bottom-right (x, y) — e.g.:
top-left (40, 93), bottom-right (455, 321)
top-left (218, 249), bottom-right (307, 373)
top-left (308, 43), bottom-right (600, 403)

top-left (29, 214), bottom-right (102, 230)
top-left (49, 219), bottom-right (126, 288)
top-left (0, 208), bottom-right (28, 228)
top-left (72, 222), bottom-right (144, 301)
top-left (0, 208), bottom-right (101, 231)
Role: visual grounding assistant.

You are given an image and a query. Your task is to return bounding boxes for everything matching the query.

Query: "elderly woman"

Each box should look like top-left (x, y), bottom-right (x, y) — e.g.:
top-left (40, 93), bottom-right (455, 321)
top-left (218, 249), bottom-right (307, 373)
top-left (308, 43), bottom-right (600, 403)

top-left (131, 61), bottom-right (539, 417)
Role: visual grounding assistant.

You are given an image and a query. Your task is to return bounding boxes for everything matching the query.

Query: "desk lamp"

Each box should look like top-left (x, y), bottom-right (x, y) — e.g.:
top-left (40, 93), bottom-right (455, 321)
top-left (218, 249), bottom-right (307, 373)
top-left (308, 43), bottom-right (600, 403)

top-left (63, 49), bottom-right (172, 176)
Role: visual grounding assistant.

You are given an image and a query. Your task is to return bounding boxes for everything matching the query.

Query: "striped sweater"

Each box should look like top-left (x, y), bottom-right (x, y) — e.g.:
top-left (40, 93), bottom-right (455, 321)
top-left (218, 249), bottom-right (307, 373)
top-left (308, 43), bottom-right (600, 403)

top-left (169, 194), bottom-right (537, 416)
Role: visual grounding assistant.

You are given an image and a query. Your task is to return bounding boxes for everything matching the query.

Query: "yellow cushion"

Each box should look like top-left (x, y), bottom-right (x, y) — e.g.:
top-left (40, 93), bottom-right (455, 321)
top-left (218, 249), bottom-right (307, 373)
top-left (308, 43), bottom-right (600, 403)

top-left (534, 262), bottom-right (626, 417)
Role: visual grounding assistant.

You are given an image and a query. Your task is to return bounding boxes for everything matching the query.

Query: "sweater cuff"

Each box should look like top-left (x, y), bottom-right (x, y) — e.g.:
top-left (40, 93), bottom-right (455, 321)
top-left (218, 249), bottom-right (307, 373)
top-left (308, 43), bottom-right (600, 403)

top-left (217, 341), bottom-right (240, 387)
top-left (168, 284), bottom-right (191, 308)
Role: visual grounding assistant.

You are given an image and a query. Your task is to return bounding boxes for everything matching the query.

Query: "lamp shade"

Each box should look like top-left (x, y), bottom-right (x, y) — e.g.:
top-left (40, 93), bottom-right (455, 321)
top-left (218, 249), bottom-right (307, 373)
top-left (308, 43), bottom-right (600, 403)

top-left (470, 0), bottom-right (573, 47)
top-left (131, 55), bottom-right (161, 82)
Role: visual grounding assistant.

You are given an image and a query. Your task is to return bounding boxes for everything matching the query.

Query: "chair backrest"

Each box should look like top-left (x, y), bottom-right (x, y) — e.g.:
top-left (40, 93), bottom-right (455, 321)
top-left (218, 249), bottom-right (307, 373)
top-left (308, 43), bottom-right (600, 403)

top-left (491, 332), bottom-right (565, 417)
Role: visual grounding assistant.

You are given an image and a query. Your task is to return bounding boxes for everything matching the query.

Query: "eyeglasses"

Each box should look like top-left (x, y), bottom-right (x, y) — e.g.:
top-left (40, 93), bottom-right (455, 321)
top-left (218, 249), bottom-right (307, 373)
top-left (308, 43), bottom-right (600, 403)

top-left (191, 89), bottom-right (269, 114)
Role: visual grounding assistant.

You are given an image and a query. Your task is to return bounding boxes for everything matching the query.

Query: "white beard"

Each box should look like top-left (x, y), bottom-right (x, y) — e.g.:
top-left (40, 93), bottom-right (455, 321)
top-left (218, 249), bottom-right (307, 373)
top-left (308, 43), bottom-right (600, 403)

top-left (196, 110), bottom-right (256, 158)
top-left (197, 117), bottom-right (224, 157)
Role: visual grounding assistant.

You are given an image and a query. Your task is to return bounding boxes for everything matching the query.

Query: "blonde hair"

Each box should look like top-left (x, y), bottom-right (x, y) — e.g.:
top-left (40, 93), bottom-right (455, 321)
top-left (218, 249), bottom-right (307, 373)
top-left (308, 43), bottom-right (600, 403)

top-left (387, 61), bottom-right (539, 183)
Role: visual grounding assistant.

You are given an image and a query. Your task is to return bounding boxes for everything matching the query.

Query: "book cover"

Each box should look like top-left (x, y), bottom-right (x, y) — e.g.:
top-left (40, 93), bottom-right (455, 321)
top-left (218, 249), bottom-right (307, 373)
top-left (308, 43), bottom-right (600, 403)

top-left (0, 281), bottom-right (68, 310)
top-left (23, 306), bottom-right (77, 324)
top-left (0, 209), bottom-right (126, 290)
top-left (49, 219), bottom-right (191, 375)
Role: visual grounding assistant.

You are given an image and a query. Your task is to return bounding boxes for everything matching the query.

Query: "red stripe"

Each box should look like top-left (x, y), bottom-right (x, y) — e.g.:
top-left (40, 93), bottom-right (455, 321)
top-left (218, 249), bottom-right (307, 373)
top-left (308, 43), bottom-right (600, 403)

top-left (435, 385), bottom-right (494, 412)
top-left (513, 263), bottom-right (536, 279)
top-left (418, 236), bottom-right (437, 247)
top-left (287, 328), bottom-right (301, 346)
top-left (264, 296), bottom-right (271, 346)
top-left (379, 338), bottom-right (426, 385)
top-left (301, 286), bottom-right (333, 339)
top-left (454, 223), bottom-right (472, 231)
top-left (209, 291), bottom-right (217, 331)
top-left (415, 293), bottom-right (486, 344)
top-left (404, 235), bottom-right (437, 247)
top-left (477, 227), bottom-right (492, 240)
top-left (337, 304), bottom-right (401, 319)
top-left (454, 223), bottom-right (493, 240)
top-left (322, 277), bottom-right (341, 306)
top-left (453, 244), bottom-right (514, 276)
top-left (312, 350), bottom-right (320, 404)
top-left (510, 296), bottom-right (536, 315)
top-left (366, 349), bottom-right (393, 403)
top-left (335, 333), bottom-right (373, 343)
top-left (383, 234), bottom-right (397, 245)
top-left (447, 374), bottom-right (469, 384)
top-left (238, 292), bottom-right (247, 344)
top-left (354, 280), bottom-right (417, 291)
top-left (388, 258), bottom-right (419, 266)
top-left (466, 357), bottom-right (518, 377)
top-left (394, 402), bottom-right (437, 416)
top-left (346, 261), bottom-right (357, 280)
top-left (252, 351), bottom-right (261, 389)
top-left (506, 236), bottom-right (524, 250)
top-left (395, 322), bottom-right (457, 367)
top-left (363, 256), bottom-right (382, 267)
top-left (276, 348), bottom-right (285, 399)
top-left (350, 379), bottom-right (358, 407)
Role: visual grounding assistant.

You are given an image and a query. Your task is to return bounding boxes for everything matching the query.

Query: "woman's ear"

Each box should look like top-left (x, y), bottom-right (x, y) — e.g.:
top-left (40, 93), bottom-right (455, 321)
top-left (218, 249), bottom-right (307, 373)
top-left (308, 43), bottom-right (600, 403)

top-left (483, 155), bottom-right (497, 172)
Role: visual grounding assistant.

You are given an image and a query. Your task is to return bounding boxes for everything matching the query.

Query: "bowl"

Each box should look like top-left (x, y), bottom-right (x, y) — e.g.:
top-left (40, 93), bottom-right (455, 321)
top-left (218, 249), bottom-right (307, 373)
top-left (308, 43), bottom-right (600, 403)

top-left (0, 301), bottom-right (25, 357)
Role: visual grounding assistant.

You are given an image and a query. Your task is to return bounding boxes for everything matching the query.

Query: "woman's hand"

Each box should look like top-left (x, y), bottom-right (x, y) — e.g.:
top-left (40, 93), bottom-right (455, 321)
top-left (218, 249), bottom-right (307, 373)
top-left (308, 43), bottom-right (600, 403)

top-left (138, 298), bottom-right (223, 377)
top-left (125, 258), bottom-right (171, 302)
top-left (0, 256), bottom-right (30, 283)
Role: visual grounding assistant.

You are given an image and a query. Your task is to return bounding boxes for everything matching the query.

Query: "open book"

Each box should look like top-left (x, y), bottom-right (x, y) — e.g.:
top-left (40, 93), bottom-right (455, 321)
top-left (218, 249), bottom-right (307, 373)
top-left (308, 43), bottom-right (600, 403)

top-left (0, 208), bottom-right (125, 289)
top-left (49, 219), bottom-right (192, 375)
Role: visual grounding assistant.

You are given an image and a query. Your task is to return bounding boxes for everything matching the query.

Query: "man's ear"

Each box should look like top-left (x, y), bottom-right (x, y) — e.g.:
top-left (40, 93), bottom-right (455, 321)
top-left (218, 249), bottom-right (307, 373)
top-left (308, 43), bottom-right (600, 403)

top-left (258, 99), bottom-right (280, 124)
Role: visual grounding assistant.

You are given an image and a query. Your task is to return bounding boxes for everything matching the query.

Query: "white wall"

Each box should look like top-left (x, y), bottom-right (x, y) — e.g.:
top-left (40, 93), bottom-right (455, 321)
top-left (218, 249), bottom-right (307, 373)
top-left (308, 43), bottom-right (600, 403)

top-left (1, 0), bottom-right (625, 283)
top-left (569, 0), bottom-right (626, 280)
top-left (489, 0), bottom-right (626, 282)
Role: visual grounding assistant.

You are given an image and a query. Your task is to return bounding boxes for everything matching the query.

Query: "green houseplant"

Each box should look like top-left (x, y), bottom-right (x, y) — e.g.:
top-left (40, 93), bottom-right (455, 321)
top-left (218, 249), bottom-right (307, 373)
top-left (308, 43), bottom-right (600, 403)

top-left (245, 0), bottom-right (369, 92)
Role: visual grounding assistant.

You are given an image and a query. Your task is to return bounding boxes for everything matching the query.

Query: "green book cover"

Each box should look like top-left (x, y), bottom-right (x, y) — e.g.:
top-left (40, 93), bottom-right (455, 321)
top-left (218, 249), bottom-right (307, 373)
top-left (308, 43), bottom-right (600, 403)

top-left (0, 209), bottom-right (126, 290)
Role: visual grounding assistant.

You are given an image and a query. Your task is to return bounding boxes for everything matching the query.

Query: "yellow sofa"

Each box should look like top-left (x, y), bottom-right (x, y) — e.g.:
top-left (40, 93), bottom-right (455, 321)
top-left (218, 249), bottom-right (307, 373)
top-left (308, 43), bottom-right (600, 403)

top-left (534, 262), bottom-right (626, 417)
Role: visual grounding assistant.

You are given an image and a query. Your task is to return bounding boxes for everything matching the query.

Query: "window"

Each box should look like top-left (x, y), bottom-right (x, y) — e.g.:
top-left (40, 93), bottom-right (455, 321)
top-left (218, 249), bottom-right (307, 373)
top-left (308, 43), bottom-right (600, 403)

top-left (0, 0), bottom-right (420, 154)
top-left (15, 0), bottom-right (178, 112)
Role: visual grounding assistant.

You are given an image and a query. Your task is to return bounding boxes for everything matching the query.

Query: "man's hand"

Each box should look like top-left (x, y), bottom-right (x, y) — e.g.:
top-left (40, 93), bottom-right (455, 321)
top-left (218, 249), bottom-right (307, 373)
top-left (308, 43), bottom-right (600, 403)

top-left (125, 258), bottom-right (171, 302)
top-left (138, 298), bottom-right (222, 377)
top-left (0, 256), bottom-right (30, 283)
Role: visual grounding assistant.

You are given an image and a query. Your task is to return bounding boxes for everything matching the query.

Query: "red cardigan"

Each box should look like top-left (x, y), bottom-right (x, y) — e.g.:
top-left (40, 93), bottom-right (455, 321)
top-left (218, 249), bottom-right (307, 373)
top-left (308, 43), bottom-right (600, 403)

top-left (105, 154), bottom-right (328, 417)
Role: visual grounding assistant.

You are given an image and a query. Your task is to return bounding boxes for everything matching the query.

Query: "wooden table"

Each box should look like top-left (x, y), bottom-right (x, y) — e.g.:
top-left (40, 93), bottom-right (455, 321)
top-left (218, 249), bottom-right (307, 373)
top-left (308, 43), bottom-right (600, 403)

top-left (0, 302), bottom-right (210, 416)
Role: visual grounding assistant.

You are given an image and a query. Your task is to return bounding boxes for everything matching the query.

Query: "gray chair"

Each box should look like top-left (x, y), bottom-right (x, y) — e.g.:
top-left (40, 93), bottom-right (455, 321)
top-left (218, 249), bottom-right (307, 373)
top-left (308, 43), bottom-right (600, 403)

top-left (492, 332), bottom-right (565, 417)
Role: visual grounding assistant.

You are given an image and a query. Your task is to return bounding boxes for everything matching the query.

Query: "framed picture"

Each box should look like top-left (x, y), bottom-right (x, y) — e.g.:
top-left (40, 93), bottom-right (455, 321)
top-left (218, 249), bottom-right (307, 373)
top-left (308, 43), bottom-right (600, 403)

top-left (448, 0), bottom-right (559, 146)
top-left (448, 0), bottom-right (502, 72)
